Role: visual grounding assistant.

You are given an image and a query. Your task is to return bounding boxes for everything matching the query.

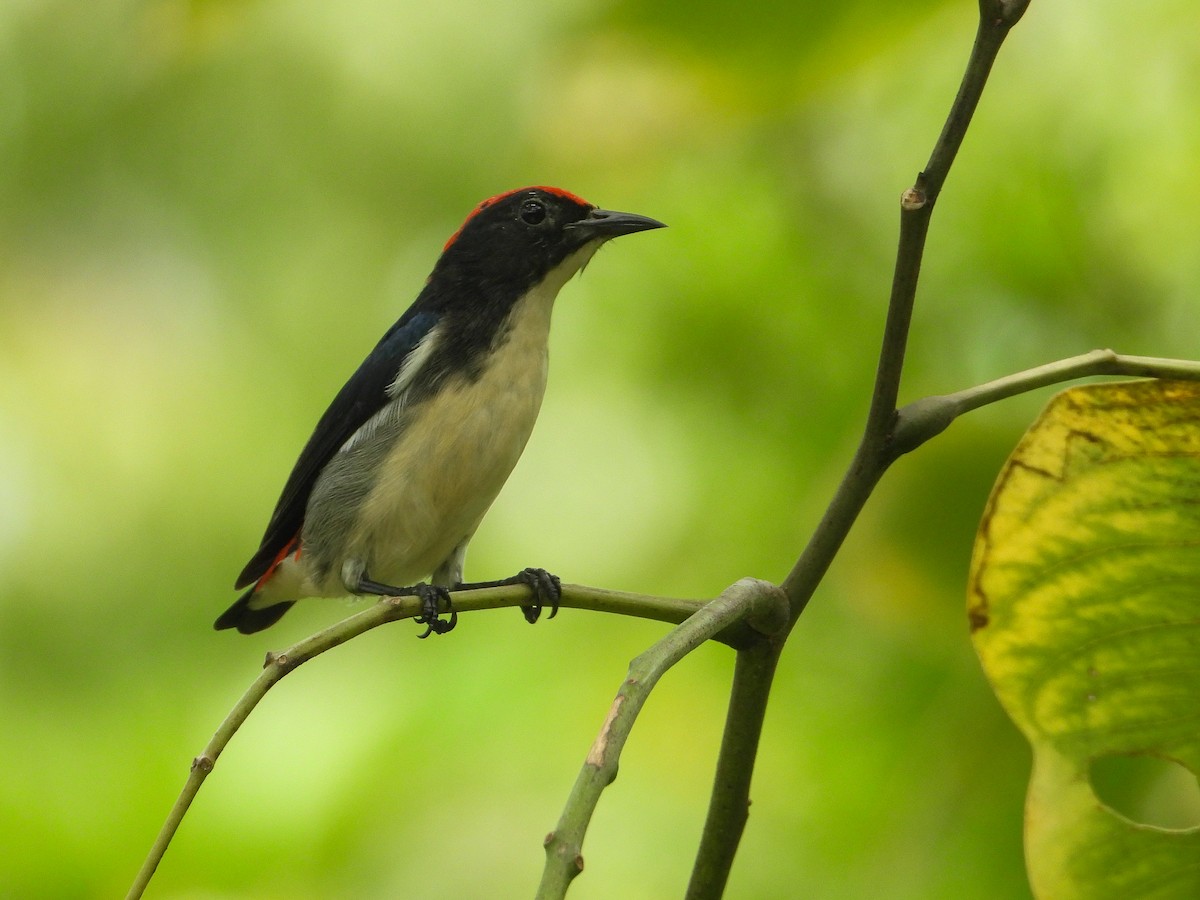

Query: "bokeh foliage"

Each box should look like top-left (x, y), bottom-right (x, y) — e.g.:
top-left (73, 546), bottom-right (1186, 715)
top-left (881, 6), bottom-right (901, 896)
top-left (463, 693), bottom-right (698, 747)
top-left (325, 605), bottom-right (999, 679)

top-left (0, 0), bottom-right (1197, 896)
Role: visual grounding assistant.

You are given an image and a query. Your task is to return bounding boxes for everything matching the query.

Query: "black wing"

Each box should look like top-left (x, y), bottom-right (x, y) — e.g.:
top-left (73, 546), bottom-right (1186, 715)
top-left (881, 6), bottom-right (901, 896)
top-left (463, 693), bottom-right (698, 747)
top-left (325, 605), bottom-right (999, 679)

top-left (234, 307), bottom-right (440, 589)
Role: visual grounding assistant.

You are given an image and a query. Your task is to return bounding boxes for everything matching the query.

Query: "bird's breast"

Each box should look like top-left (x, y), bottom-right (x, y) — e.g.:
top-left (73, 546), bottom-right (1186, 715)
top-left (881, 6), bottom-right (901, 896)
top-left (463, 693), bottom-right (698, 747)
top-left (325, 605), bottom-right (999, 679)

top-left (334, 285), bottom-right (558, 587)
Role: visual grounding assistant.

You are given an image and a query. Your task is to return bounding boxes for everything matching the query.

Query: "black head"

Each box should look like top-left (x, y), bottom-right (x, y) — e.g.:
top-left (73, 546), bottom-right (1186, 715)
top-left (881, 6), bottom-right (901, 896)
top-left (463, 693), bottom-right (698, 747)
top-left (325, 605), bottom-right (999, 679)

top-left (433, 186), bottom-right (665, 291)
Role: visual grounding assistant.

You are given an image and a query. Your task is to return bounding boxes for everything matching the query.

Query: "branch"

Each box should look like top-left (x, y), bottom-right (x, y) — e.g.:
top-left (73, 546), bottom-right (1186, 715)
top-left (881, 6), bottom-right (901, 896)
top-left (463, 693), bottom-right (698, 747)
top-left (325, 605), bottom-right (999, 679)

top-left (648, 8), bottom-right (1038, 897)
top-left (864, 0), bottom-right (1026, 440)
top-left (536, 579), bottom-right (788, 900)
top-left (125, 581), bottom-right (716, 900)
top-left (685, 640), bottom-right (782, 900)
top-left (783, 4), bottom-right (1026, 610)
top-left (669, 8), bottom-right (1033, 890)
top-left (891, 350), bottom-right (1200, 454)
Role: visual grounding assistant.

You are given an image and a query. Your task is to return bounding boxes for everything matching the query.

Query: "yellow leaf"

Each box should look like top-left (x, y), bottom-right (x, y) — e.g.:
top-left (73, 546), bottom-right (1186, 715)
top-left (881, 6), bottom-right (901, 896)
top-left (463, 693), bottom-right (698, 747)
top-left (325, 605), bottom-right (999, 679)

top-left (969, 380), bottom-right (1200, 900)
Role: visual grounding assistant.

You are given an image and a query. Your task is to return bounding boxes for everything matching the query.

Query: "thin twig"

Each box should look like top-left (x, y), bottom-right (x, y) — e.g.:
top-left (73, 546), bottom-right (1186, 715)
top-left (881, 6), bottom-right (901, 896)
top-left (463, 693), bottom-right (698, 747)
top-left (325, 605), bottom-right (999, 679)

top-left (782, 6), bottom-right (1025, 608)
top-left (952, 351), bottom-right (1200, 410)
top-left (863, 4), bottom-right (1021, 440)
top-left (891, 350), bottom-right (1200, 455)
top-left (125, 582), bottom-right (712, 899)
top-left (535, 579), bottom-right (788, 900)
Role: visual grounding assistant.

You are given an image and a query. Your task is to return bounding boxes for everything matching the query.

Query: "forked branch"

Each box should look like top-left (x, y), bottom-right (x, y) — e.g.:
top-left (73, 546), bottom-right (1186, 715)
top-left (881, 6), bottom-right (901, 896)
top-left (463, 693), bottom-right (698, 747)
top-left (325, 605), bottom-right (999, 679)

top-left (687, 5), bottom-right (1036, 899)
top-left (536, 579), bottom-right (788, 900)
top-left (125, 582), bottom-right (719, 900)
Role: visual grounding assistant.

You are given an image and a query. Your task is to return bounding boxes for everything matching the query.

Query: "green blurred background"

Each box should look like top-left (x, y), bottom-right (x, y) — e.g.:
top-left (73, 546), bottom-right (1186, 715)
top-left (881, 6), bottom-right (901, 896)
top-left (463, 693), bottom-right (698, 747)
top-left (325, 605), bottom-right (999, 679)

top-left (1, 0), bottom-right (1196, 896)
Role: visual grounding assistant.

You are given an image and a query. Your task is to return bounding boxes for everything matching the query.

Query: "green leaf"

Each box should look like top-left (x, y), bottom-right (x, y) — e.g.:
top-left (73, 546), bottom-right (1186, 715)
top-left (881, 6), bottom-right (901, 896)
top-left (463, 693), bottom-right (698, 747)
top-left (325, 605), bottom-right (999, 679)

top-left (968, 380), bottom-right (1200, 900)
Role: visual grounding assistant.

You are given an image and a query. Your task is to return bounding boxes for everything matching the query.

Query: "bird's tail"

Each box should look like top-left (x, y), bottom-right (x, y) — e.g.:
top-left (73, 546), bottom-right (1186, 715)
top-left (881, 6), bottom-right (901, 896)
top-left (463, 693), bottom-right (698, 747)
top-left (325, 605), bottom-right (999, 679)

top-left (213, 586), bottom-right (295, 634)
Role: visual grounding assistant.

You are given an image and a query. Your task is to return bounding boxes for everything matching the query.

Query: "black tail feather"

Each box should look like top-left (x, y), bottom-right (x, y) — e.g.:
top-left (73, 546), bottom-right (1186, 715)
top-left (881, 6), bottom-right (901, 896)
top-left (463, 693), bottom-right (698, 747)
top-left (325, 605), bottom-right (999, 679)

top-left (214, 588), bottom-right (294, 634)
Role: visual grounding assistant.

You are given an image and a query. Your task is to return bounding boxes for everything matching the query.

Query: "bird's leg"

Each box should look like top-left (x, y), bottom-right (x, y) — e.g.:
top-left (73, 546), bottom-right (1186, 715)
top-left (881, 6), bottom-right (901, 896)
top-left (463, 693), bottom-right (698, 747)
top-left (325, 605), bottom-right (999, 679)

top-left (356, 576), bottom-right (457, 638)
top-left (456, 567), bottom-right (561, 624)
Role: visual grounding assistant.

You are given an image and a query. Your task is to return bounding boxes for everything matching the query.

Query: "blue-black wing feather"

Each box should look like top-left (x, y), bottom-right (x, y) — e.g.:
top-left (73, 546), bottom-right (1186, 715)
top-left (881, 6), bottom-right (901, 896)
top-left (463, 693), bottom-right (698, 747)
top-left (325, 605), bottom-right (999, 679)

top-left (235, 307), bottom-right (439, 589)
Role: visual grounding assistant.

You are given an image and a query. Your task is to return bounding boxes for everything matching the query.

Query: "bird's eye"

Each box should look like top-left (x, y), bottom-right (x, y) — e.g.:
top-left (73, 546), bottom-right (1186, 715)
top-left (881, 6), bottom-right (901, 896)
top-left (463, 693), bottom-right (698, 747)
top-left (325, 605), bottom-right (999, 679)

top-left (519, 198), bottom-right (547, 225)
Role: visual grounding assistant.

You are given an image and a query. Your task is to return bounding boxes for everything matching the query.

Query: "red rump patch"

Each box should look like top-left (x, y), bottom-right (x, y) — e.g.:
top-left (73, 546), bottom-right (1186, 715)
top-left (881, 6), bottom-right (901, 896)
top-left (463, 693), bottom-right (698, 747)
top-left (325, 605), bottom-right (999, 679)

top-left (257, 533), bottom-right (301, 589)
top-left (442, 186), bottom-right (592, 251)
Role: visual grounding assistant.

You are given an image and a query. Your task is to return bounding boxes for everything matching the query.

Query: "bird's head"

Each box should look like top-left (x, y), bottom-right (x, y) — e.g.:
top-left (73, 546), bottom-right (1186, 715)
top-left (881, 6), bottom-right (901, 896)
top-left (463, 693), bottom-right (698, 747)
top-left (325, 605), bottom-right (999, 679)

top-left (434, 186), bottom-right (665, 290)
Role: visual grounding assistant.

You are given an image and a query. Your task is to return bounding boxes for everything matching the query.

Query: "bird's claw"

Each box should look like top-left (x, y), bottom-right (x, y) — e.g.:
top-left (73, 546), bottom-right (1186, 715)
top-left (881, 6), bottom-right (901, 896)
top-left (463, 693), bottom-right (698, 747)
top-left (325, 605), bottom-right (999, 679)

top-left (516, 567), bottom-right (561, 624)
top-left (413, 583), bottom-right (457, 639)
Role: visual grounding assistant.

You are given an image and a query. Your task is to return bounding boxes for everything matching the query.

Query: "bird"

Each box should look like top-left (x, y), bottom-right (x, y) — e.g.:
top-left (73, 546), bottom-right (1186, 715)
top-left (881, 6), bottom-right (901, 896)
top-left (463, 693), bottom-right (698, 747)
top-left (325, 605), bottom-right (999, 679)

top-left (215, 186), bottom-right (665, 637)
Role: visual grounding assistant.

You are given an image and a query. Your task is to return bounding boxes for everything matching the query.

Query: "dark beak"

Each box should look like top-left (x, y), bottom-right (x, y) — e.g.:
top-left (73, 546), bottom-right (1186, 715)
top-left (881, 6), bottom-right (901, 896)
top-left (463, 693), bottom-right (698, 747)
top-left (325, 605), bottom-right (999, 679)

top-left (567, 208), bottom-right (667, 241)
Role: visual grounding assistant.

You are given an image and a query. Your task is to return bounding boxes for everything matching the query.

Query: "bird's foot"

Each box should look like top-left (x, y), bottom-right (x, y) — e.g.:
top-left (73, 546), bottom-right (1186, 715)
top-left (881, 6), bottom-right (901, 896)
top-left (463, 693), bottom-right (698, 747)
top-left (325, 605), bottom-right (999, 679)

top-left (412, 583), bottom-right (457, 639)
top-left (515, 567), bottom-right (561, 624)
top-left (357, 576), bottom-right (457, 638)
top-left (458, 567), bottom-right (561, 624)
